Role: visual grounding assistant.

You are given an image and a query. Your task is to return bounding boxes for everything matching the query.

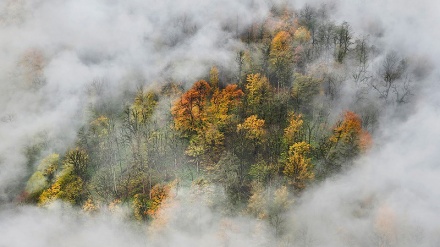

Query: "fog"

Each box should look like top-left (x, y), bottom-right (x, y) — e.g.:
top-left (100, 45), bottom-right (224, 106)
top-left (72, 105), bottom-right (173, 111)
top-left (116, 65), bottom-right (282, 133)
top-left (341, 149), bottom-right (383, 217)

top-left (0, 0), bottom-right (270, 200)
top-left (1, 0), bottom-right (440, 246)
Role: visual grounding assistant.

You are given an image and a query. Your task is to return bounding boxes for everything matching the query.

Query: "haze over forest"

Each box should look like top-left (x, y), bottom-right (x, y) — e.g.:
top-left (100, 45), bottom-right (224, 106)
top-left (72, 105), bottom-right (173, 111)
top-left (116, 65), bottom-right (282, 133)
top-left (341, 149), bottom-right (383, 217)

top-left (1, 0), bottom-right (440, 246)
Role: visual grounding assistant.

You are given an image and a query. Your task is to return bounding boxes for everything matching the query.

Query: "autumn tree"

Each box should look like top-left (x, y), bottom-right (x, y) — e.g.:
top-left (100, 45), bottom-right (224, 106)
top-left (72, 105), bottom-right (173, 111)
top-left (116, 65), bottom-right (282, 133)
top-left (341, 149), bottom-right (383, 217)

top-left (25, 153), bottom-right (60, 201)
top-left (172, 80), bottom-right (212, 136)
top-left (209, 66), bottom-right (219, 90)
top-left (247, 184), bottom-right (291, 236)
top-left (39, 163), bottom-right (84, 206)
top-left (121, 90), bottom-right (159, 194)
top-left (36, 149), bottom-right (88, 206)
top-left (247, 183), bottom-right (267, 219)
top-left (237, 115), bottom-right (266, 144)
top-left (283, 142), bottom-right (314, 190)
top-left (284, 111), bottom-right (304, 146)
top-left (325, 111), bottom-right (372, 172)
top-left (245, 73), bottom-right (274, 119)
top-left (185, 82), bottom-right (243, 168)
top-left (234, 115), bottom-right (267, 185)
top-left (133, 183), bottom-right (170, 221)
top-left (198, 84), bottom-right (243, 162)
top-left (86, 114), bottom-right (124, 201)
top-left (293, 26), bottom-right (311, 44)
top-left (249, 159), bottom-right (278, 186)
top-left (130, 90), bottom-right (159, 124)
top-left (291, 26), bottom-right (312, 70)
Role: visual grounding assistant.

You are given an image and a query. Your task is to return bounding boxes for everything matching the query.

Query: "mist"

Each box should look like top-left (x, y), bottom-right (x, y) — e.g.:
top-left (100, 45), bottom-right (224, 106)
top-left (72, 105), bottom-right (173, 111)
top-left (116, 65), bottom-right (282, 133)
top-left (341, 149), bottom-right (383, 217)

top-left (0, 0), bottom-right (270, 200)
top-left (1, 0), bottom-right (440, 246)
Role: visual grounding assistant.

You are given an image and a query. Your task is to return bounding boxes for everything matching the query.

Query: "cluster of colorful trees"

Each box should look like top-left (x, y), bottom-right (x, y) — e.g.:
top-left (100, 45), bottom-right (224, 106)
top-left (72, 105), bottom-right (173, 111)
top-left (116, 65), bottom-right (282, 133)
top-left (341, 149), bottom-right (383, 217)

top-left (21, 5), bottom-right (417, 229)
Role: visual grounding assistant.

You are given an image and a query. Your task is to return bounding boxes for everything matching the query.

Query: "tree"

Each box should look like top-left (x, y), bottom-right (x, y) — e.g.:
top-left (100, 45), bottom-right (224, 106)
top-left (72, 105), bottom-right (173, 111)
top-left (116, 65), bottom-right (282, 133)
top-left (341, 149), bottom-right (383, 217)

top-left (284, 111), bottom-right (304, 146)
top-left (293, 26), bottom-right (311, 44)
top-left (38, 164), bottom-right (84, 206)
top-left (269, 31), bottom-right (293, 90)
top-left (334, 22), bottom-right (352, 63)
top-left (268, 186), bottom-right (291, 236)
top-left (146, 184), bottom-right (171, 218)
top-left (17, 48), bottom-right (46, 89)
top-left (245, 73), bottom-right (274, 118)
top-left (283, 142), bottom-right (314, 190)
top-left (237, 115), bottom-right (266, 144)
top-left (292, 73), bottom-right (322, 113)
top-left (249, 159), bottom-right (278, 185)
top-left (172, 80), bottom-right (212, 135)
top-left (371, 51), bottom-right (412, 104)
top-left (208, 84), bottom-right (243, 130)
top-left (130, 90), bottom-right (158, 124)
top-left (214, 152), bottom-right (247, 204)
top-left (187, 83), bottom-right (243, 166)
top-left (247, 183), bottom-right (267, 219)
top-left (298, 4), bottom-right (318, 45)
top-left (64, 148), bottom-right (89, 180)
top-left (325, 111), bottom-right (372, 172)
top-left (25, 153), bottom-right (59, 199)
top-left (209, 66), bottom-right (220, 90)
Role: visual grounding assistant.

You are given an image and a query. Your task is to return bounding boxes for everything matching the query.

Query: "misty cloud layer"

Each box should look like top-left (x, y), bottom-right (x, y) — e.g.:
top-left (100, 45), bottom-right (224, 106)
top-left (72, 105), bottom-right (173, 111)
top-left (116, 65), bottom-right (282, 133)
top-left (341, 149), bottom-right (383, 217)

top-left (1, 0), bottom-right (440, 246)
top-left (0, 0), bottom-right (270, 200)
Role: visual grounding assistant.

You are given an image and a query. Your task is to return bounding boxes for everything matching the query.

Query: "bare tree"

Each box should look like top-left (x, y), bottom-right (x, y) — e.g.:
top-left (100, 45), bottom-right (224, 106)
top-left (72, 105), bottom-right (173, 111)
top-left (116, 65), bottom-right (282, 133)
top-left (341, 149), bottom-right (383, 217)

top-left (371, 52), bottom-right (413, 104)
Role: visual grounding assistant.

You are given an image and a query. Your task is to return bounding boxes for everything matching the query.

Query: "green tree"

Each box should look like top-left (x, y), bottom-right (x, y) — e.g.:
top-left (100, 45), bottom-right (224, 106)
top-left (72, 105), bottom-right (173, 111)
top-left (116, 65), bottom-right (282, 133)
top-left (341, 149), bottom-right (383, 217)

top-left (292, 73), bottom-right (321, 113)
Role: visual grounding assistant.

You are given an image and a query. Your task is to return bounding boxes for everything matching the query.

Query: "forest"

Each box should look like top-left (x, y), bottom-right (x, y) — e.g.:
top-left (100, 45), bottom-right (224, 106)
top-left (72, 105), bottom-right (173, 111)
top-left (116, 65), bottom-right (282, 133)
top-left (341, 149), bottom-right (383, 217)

top-left (22, 3), bottom-right (413, 222)
top-left (1, 1), bottom-right (439, 247)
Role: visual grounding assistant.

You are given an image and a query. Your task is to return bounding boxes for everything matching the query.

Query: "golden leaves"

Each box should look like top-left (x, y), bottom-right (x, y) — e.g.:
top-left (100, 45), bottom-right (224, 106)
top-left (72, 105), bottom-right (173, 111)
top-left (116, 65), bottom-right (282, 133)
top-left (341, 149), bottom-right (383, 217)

top-left (237, 115), bottom-right (266, 142)
top-left (283, 141), bottom-right (314, 190)
top-left (284, 111), bottom-right (303, 145)
top-left (293, 26), bottom-right (311, 43)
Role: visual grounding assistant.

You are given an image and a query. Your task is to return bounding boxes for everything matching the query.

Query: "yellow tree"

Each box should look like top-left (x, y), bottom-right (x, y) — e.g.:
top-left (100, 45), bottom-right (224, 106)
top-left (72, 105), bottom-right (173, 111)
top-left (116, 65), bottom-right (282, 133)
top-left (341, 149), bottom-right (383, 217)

top-left (208, 84), bottom-right (243, 130)
top-left (237, 115), bottom-right (266, 144)
top-left (209, 66), bottom-right (219, 90)
top-left (25, 153), bottom-right (60, 199)
top-left (38, 164), bottom-right (84, 206)
top-left (245, 73), bottom-right (273, 117)
top-left (293, 26), bottom-right (311, 44)
top-left (186, 83), bottom-right (243, 165)
top-left (283, 142), bottom-right (314, 190)
top-left (130, 90), bottom-right (158, 124)
top-left (284, 111), bottom-right (304, 146)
